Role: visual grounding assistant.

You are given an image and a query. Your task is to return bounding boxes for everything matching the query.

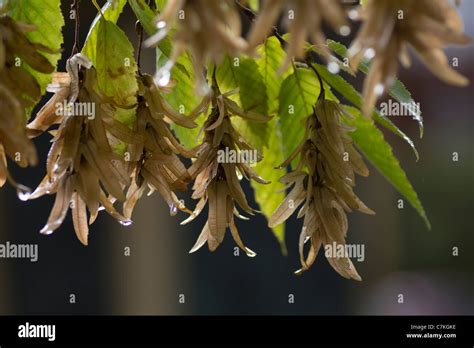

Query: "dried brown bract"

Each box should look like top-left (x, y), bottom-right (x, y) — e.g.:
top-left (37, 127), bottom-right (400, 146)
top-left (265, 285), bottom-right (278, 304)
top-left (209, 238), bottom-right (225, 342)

top-left (0, 15), bottom-right (54, 190)
top-left (269, 99), bottom-right (374, 280)
top-left (247, 0), bottom-right (348, 67)
top-left (183, 88), bottom-right (271, 255)
top-left (348, 0), bottom-right (471, 116)
top-left (27, 54), bottom-right (131, 245)
top-left (145, 0), bottom-right (247, 91)
top-left (123, 73), bottom-right (211, 219)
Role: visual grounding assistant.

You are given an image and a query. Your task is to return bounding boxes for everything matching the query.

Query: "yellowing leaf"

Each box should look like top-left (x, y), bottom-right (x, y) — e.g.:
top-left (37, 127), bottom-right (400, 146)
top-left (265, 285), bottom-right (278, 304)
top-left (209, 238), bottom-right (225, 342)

top-left (8, 0), bottom-right (64, 94)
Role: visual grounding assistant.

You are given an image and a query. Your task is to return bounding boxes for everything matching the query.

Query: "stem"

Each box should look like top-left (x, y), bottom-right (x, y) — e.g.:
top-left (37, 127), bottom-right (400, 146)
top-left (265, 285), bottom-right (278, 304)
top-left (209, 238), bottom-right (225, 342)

top-left (70, 0), bottom-right (81, 56)
top-left (92, 0), bottom-right (104, 17)
top-left (211, 65), bottom-right (220, 96)
top-left (305, 55), bottom-right (325, 101)
top-left (135, 20), bottom-right (144, 72)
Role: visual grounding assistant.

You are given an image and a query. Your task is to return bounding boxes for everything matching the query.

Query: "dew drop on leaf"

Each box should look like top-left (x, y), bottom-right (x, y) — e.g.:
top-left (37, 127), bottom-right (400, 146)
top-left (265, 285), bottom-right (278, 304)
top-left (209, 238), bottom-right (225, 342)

top-left (157, 21), bottom-right (166, 29)
top-left (327, 61), bottom-right (340, 74)
top-left (156, 69), bottom-right (171, 87)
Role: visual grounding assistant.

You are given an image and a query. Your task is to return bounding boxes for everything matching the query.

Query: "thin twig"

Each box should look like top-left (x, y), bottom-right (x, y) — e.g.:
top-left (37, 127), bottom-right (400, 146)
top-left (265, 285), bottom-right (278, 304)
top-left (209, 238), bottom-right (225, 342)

top-left (92, 0), bottom-right (104, 16)
top-left (305, 55), bottom-right (325, 101)
top-left (70, 0), bottom-right (81, 56)
top-left (135, 20), bottom-right (144, 72)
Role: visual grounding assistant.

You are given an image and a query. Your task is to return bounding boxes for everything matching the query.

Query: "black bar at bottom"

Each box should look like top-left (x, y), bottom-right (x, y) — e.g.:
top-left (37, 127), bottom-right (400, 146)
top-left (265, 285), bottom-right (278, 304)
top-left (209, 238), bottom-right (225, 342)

top-left (0, 316), bottom-right (472, 345)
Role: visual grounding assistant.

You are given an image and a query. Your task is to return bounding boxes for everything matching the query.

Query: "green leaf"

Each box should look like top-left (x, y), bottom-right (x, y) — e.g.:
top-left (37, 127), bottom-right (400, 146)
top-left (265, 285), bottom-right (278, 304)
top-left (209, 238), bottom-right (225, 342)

top-left (8, 0), bottom-right (64, 95)
top-left (343, 105), bottom-right (430, 229)
top-left (155, 0), bottom-right (166, 11)
top-left (244, 0), bottom-right (259, 12)
top-left (251, 119), bottom-right (287, 253)
top-left (278, 67), bottom-right (321, 159)
top-left (86, 18), bottom-right (138, 107)
top-left (216, 55), bottom-right (270, 151)
top-left (81, 0), bottom-right (135, 156)
top-left (256, 36), bottom-right (291, 114)
top-left (82, 0), bottom-right (127, 63)
top-left (310, 62), bottom-right (420, 161)
top-left (215, 42), bottom-right (290, 252)
top-left (163, 55), bottom-right (202, 149)
top-left (252, 37), bottom-right (291, 253)
top-left (327, 39), bottom-right (424, 138)
top-left (128, 0), bottom-right (156, 34)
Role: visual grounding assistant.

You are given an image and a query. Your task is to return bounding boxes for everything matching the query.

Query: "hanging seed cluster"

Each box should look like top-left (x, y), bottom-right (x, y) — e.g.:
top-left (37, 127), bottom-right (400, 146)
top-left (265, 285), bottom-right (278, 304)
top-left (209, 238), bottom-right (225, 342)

top-left (269, 99), bottom-right (374, 279)
top-left (27, 54), bottom-right (133, 245)
top-left (348, 0), bottom-right (471, 116)
top-left (0, 16), bottom-right (54, 190)
top-left (0, 0), bottom-right (471, 279)
top-left (146, 0), bottom-right (247, 90)
top-left (123, 73), bottom-right (210, 219)
top-left (184, 89), bottom-right (271, 255)
top-left (147, 0), bottom-right (469, 111)
top-left (247, 0), bottom-right (349, 68)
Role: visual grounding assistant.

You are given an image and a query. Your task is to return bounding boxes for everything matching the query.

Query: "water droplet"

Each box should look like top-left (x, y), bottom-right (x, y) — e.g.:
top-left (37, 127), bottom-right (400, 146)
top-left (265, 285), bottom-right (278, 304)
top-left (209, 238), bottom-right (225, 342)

top-left (156, 69), bottom-right (171, 87)
top-left (170, 204), bottom-right (178, 216)
top-left (17, 185), bottom-right (32, 201)
top-left (40, 228), bottom-right (53, 235)
top-left (245, 248), bottom-right (257, 258)
top-left (374, 83), bottom-right (385, 96)
top-left (364, 48), bottom-right (376, 60)
top-left (236, 169), bottom-right (243, 181)
top-left (119, 219), bottom-right (133, 227)
top-left (348, 9), bottom-right (359, 20)
top-left (339, 25), bottom-right (351, 36)
top-left (327, 61), bottom-right (340, 74)
top-left (157, 21), bottom-right (167, 29)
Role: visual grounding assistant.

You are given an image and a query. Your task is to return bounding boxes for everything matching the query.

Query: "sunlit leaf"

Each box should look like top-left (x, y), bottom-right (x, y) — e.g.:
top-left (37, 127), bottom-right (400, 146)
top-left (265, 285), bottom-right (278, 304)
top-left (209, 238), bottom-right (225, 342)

top-left (343, 105), bottom-right (430, 229)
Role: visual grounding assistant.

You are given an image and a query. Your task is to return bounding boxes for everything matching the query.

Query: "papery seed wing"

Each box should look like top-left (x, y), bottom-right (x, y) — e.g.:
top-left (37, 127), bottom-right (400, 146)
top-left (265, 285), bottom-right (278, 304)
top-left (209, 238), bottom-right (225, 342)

top-left (189, 221), bottom-right (210, 254)
top-left (224, 98), bottom-right (272, 122)
top-left (207, 180), bottom-right (228, 247)
top-left (222, 163), bottom-right (254, 213)
top-left (181, 197), bottom-right (207, 225)
top-left (123, 179), bottom-right (146, 220)
top-left (268, 182), bottom-right (305, 228)
top-left (72, 192), bottom-right (89, 246)
top-left (40, 177), bottom-right (73, 234)
top-left (82, 141), bottom-right (126, 201)
top-left (229, 215), bottom-right (256, 257)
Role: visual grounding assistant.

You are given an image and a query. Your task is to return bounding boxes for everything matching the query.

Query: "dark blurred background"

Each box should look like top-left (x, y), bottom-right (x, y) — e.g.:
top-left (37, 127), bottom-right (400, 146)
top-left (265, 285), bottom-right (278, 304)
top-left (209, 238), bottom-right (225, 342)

top-left (0, 1), bottom-right (472, 315)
